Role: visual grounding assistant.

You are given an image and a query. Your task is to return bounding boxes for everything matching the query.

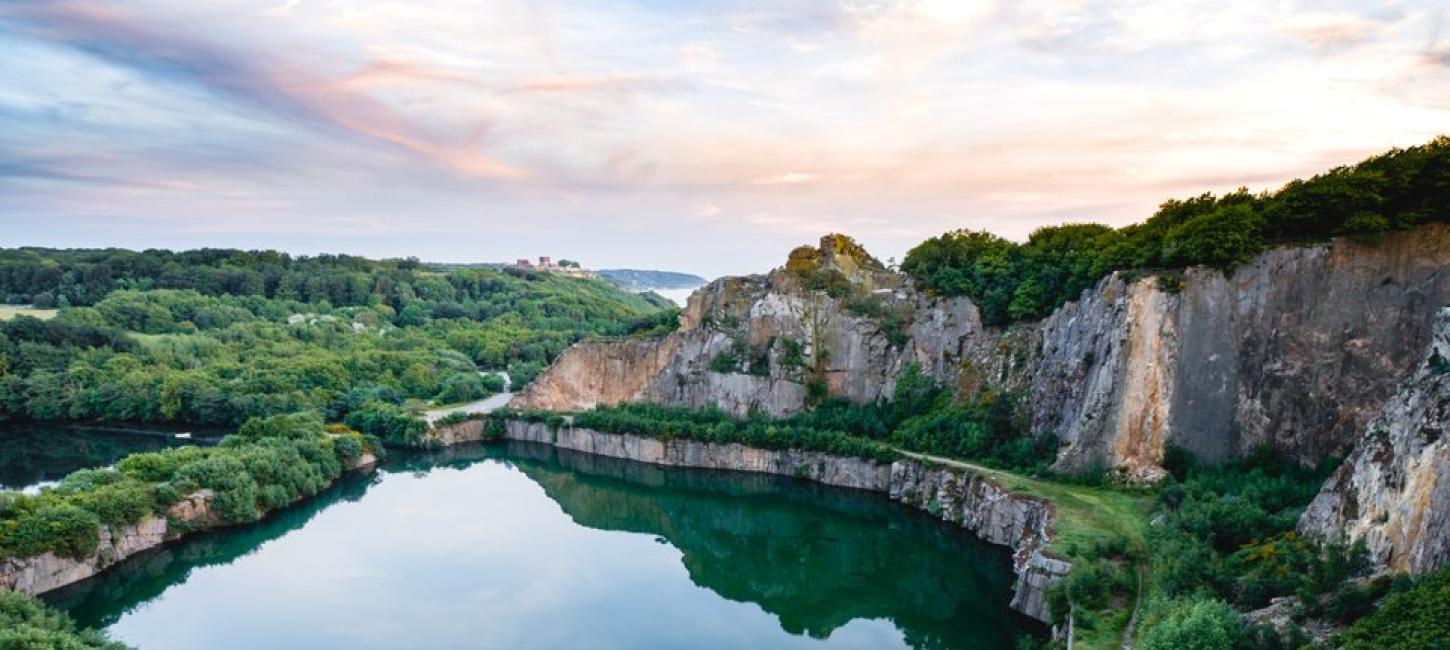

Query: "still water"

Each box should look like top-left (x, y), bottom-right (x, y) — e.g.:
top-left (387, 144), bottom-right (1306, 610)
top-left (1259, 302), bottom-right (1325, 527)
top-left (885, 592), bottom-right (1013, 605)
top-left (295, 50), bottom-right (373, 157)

top-left (43, 441), bottom-right (1037, 649)
top-left (0, 424), bottom-right (202, 494)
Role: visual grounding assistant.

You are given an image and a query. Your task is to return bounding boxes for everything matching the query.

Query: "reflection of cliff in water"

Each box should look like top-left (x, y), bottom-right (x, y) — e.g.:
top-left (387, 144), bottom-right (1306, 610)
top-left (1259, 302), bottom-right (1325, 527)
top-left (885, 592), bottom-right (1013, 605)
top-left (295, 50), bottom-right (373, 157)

top-left (44, 472), bottom-right (378, 628)
top-left (49, 441), bottom-right (1035, 649)
top-left (497, 440), bottom-right (1032, 648)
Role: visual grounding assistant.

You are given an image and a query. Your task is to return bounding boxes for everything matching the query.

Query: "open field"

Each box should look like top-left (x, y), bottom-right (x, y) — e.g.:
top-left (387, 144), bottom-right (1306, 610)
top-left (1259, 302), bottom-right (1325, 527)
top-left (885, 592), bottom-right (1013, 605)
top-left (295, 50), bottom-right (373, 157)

top-left (0, 305), bottom-right (58, 321)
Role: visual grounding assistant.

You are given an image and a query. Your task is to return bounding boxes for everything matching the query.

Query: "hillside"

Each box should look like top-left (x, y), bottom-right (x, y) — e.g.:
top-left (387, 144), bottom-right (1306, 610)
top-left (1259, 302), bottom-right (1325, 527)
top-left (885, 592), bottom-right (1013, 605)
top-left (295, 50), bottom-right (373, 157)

top-left (596, 269), bottom-right (708, 291)
top-left (0, 249), bottom-right (670, 443)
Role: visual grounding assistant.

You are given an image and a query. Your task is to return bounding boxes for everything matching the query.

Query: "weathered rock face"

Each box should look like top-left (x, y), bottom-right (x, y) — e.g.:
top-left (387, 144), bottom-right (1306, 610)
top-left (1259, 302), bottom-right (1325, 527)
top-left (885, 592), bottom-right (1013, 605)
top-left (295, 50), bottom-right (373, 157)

top-left (514, 235), bottom-right (984, 417)
top-left (1298, 308), bottom-right (1450, 575)
top-left (501, 420), bottom-right (1067, 623)
top-left (887, 460), bottom-right (1067, 622)
top-left (0, 495), bottom-right (205, 597)
top-left (1030, 225), bottom-right (1450, 473)
top-left (516, 226), bottom-right (1450, 476)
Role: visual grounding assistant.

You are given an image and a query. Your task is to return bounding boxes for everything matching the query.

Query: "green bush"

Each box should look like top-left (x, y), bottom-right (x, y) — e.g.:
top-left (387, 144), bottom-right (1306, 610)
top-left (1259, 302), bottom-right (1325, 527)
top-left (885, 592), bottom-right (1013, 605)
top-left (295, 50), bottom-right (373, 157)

top-left (0, 590), bottom-right (128, 649)
top-left (1339, 568), bottom-right (1450, 649)
top-left (1, 503), bottom-right (101, 559)
top-left (332, 434), bottom-right (365, 463)
top-left (1138, 596), bottom-right (1245, 650)
top-left (344, 399), bottom-right (429, 447)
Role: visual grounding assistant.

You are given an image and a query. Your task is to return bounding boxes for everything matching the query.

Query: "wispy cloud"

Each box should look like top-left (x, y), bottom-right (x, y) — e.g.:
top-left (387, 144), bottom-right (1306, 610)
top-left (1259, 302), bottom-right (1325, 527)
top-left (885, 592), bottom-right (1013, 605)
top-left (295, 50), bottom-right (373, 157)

top-left (0, 0), bottom-right (1446, 278)
top-left (1, 0), bottom-right (518, 179)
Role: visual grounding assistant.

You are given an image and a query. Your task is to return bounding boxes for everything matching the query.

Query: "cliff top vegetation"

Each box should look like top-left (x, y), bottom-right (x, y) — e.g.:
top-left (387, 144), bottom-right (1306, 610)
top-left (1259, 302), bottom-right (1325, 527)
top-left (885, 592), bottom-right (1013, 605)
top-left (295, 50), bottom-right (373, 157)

top-left (900, 136), bottom-right (1450, 325)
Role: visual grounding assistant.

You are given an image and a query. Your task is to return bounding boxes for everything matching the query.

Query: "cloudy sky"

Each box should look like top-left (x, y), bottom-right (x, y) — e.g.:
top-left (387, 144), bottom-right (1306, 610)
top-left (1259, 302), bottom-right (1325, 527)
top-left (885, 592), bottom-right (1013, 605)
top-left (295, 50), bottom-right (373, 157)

top-left (2, 0), bottom-right (1447, 278)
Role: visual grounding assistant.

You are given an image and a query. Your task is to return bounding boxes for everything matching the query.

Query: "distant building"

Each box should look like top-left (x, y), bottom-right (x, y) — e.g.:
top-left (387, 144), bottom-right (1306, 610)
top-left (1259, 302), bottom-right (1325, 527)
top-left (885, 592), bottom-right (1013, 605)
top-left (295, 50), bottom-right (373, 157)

top-left (505, 256), bottom-right (595, 279)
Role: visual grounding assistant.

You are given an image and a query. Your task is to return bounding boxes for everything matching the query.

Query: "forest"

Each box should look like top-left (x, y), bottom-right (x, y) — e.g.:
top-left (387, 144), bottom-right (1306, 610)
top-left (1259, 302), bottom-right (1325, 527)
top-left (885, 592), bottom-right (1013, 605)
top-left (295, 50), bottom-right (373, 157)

top-left (0, 256), bottom-right (672, 445)
top-left (902, 136), bottom-right (1450, 325)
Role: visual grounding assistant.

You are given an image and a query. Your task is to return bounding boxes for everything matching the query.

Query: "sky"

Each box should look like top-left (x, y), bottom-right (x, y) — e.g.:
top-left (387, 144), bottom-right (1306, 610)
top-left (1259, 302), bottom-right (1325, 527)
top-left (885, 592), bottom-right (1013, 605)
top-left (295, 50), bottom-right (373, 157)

top-left (1, 1), bottom-right (1448, 279)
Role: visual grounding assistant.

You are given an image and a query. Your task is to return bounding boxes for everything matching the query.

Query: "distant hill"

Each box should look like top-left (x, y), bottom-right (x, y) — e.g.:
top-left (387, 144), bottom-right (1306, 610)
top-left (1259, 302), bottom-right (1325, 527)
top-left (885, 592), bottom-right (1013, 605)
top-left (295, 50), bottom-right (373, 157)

top-left (596, 269), bottom-right (707, 291)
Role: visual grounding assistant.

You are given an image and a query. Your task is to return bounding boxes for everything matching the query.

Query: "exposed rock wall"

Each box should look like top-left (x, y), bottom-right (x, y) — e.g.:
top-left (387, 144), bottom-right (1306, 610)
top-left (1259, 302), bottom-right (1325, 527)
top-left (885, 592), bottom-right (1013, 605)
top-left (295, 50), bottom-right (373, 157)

top-left (502, 420), bottom-right (1067, 623)
top-left (1299, 308), bottom-right (1450, 575)
top-left (516, 226), bottom-right (1450, 475)
top-left (0, 494), bottom-right (208, 596)
top-left (514, 235), bottom-right (986, 418)
top-left (1029, 225), bottom-right (1450, 472)
top-left (0, 452), bottom-right (377, 596)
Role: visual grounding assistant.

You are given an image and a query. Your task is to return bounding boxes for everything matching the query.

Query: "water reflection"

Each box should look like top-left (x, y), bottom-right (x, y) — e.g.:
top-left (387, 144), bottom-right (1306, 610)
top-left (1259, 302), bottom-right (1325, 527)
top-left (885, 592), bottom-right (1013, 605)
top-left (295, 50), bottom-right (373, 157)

top-left (0, 424), bottom-right (206, 493)
top-left (49, 441), bottom-right (1037, 649)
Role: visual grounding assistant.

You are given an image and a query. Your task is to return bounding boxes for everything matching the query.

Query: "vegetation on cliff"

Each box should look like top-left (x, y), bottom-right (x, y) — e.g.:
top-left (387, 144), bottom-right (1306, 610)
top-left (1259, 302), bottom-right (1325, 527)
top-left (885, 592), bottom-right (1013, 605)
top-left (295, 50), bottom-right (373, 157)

top-left (540, 403), bottom-right (902, 463)
top-left (903, 136), bottom-right (1450, 325)
top-left (0, 412), bottom-right (379, 561)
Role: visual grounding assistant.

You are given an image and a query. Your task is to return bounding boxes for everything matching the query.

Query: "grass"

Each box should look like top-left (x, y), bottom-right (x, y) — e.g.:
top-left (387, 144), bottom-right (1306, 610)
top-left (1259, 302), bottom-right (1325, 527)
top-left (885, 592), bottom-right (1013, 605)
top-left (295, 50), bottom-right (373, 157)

top-left (896, 449), bottom-right (1153, 650)
top-left (897, 450), bottom-right (1152, 559)
top-left (0, 305), bottom-right (58, 321)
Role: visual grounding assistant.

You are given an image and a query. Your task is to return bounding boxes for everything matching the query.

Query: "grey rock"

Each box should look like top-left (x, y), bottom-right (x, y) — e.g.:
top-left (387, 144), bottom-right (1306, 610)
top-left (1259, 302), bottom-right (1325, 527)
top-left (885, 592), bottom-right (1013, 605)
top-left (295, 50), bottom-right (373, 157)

top-left (1299, 307), bottom-right (1450, 575)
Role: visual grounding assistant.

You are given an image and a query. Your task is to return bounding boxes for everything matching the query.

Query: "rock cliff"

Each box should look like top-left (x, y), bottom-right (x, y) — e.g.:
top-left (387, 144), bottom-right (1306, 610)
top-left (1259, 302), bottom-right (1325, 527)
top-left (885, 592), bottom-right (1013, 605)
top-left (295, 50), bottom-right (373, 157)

top-left (0, 492), bottom-right (210, 596)
top-left (515, 226), bottom-right (1450, 476)
top-left (1298, 308), bottom-right (1450, 575)
top-left (513, 234), bottom-right (986, 416)
top-left (501, 420), bottom-right (1067, 623)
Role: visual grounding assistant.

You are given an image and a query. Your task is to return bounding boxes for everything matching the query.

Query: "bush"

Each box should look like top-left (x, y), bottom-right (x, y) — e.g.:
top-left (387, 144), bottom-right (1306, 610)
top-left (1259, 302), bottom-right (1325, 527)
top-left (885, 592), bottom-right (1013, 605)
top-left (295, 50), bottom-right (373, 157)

top-left (1338, 568), bottom-right (1450, 649)
top-left (344, 399), bottom-right (429, 447)
top-left (0, 590), bottom-right (128, 649)
top-left (1138, 596), bottom-right (1245, 650)
top-left (1, 503), bottom-right (101, 559)
top-left (332, 433), bottom-right (365, 463)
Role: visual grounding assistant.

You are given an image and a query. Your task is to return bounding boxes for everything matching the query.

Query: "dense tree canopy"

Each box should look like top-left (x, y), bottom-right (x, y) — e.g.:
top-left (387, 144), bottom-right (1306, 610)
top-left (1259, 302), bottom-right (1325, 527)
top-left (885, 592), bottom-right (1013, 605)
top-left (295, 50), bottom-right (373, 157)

top-left (903, 136), bottom-right (1450, 325)
top-left (0, 259), bottom-right (670, 434)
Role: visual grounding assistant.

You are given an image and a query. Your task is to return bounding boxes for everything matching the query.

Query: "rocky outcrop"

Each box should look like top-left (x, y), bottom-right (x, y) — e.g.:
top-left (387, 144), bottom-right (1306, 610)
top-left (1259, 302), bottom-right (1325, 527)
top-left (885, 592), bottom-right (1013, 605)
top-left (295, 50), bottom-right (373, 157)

top-left (430, 418), bottom-right (487, 446)
top-left (0, 451), bottom-right (378, 597)
top-left (501, 420), bottom-right (1067, 623)
top-left (1298, 308), bottom-right (1450, 575)
top-left (516, 226), bottom-right (1450, 476)
top-left (514, 235), bottom-right (985, 418)
top-left (0, 494), bottom-right (208, 596)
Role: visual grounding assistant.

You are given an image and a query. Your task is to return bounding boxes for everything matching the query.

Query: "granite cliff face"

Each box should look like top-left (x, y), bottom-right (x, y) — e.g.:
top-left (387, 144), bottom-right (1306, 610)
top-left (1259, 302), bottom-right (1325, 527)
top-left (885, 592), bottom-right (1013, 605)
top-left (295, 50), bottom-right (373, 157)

top-left (1038, 224), bottom-right (1450, 475)
top-left (1298, 308), bottom-right (1450, 575)
top-left (516, 226), bottom-right (1450, 476)
top-left (501, 420), bottom-right (1066, 623)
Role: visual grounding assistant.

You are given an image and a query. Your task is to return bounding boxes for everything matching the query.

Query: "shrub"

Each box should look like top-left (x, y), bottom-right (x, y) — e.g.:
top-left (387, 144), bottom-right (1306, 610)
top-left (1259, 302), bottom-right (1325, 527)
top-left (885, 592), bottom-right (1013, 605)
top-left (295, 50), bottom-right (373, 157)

top-left (1, 503), bottom-right (102, 559)
top-left (1138, 596), bottom-right (1245, 650)
top-left (1339, 567), bottom-right (1450, 650)
top-left (0, 590), bottom-right (128, 649)
top-left (332, 434), bottom-right (365, 463)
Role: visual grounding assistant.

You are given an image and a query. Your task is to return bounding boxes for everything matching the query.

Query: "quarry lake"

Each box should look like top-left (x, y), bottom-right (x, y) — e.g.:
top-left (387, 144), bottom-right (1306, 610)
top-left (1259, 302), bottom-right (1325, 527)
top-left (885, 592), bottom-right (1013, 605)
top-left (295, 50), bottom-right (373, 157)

top-left (23, 437), bottom-right (1037, 649)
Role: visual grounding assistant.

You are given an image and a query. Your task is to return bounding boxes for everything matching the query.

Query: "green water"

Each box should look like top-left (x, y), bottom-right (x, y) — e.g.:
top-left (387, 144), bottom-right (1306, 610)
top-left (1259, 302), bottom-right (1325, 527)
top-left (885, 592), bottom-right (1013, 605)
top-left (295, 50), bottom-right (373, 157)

top-left (44, 441), bottom-right (1037, 649)
top-left (0, 423), bottom-right (201, 493)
